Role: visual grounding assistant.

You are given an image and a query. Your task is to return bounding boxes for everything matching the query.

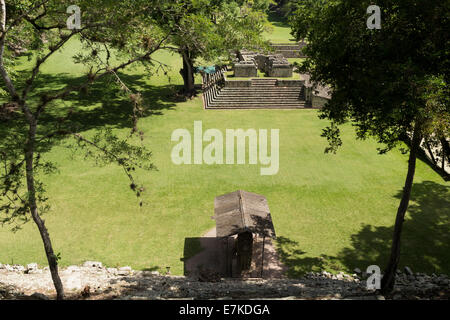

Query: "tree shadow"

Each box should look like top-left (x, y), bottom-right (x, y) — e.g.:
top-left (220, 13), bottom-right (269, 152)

top-left (275, 236), bottom-right (340, 278)
top-left (276, 181), bottom-right (450, 277)
top-left (87, 271), bottom-right (367, 300)
top-left (0, 282), bottom-right (24, 300)
top-left (336, 181), bottom-right (450, 274)
top-left (0, 71), bottom-right (179, 155)
top-left (267, 12), bottom-right (290, 28)
top-left (266, 12), bottom-right (297, 42)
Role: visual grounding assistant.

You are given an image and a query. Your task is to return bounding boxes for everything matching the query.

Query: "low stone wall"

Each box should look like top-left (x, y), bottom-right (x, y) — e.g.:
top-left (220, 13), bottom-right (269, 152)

top-left (312, 96), bottom-right (329, 109)
top-left (1, 262), bottom-right (449, 300)
top-left (277, 50), bottom-right (303, 58)
top-left (268, 65), bottom-right (293, 78)
top-left (235, 51), bottom-right (294, 78)
top-left (270, 42), bottom-right (307, 59)
top-left (234, 63), bottom-right (258, 78)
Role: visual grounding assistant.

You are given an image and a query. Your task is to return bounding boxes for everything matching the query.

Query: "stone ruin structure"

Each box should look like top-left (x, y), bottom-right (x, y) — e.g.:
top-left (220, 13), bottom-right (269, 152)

top-left (256, 54), bottom-right (293, 78)
top-left (233, 50), bottom-right (293, 78)
top-left (233, 60), bottom-right (258, 78)
top-left (270, 42), bottom-right (307, 58)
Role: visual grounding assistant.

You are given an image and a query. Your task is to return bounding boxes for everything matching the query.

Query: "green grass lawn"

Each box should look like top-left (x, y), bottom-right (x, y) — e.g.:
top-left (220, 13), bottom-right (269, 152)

top-left (263, 13), bottom-right (298, 43)
top-left (0, 18), bottom-right (449, 277)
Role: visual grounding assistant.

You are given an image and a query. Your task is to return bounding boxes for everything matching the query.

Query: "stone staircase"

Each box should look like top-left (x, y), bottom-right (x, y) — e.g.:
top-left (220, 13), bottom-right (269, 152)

top-left (206, 79), bottom-right (308, 109)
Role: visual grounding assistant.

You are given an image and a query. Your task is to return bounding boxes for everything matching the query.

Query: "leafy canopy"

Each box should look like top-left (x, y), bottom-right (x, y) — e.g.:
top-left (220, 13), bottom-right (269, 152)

top-left (290, 0), bottom-right (449, 152)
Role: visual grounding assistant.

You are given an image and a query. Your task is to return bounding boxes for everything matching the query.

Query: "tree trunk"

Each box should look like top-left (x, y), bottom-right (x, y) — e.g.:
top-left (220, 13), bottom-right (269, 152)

top-left (381, 123), bottom-right (422, 294)
top-left (0, 0), bottom-right (18, 100)
top-left (180, 49), bottom-right (195, 96)
top-left (424, 139), bottom-right (437, 166)
top-left (440, 138), bottom-right (450, 164)
top-left (25, 119), bottom-right (65, 300)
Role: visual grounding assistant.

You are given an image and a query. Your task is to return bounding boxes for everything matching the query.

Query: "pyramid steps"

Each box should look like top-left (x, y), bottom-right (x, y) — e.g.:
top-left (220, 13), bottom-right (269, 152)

top-left (204, 78), bottom-right (308, 109)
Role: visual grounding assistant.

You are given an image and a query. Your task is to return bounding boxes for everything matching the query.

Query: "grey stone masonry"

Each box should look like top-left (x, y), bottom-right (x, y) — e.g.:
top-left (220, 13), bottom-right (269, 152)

top-left (1, 262), bottom-right (449, 300)
top-left (234, 61), bottom-right (258, 78)
top-left (266, 56), bottom-right (292, 78)
top-left (235, 51), bottom-right (293, 78)
top-left (270, 42), bottom-right (307, 58)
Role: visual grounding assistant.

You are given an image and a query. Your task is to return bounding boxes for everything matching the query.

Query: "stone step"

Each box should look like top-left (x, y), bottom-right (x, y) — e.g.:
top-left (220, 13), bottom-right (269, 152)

top-left (221, 90), bottom-right (302, 92)
top-left (218, 92), bottom-right (302, 96)
top-left (221, 92), bottom-right (302, 95)
top-left (222, 87), bottom-right (301, 89)
top-left (214, 97), bottom-right (305, 103)
top-left (208, 103), bottom-right (306, 109)
top-left (207, 105), bottom-right (307, 109)
top-left (252, 81), bottom-right (277, 85)
top-left (213, 96), bottom-right (304, 101)
top-left (219, 95), bottom-right (303, 98)
top-left (204, 83), bottom-right (308, 109)
top-left (215, 97), bottom-right (303, 101)
top-left (220, 90), bottom-right (303, 94)
top-left (210, 101), bottom-right (305, 104)
top-left (218, 94), bottom-right (304, 97)
top-left (219, 92), bottom-right (303, 98)
top-left (211, 102), bottom-right (306, 106)
top-left (219, 92), bottom-right (303, 97)
top-left (220, 90), bottom-right (301, 93)
top-left (214, 102), bottom-right (304, 106)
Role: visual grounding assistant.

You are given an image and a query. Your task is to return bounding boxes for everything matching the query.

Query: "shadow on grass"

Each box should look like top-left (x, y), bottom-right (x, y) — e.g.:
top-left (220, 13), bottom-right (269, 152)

top-left (0, 71), bottom-right (181, 154)
top-left (267, 11), bottom-right (290, 28)
top-left (276, 181), bottom-right (450, 277)
top-left (266, 12), bottom-right (298, 42)
top-left (275, 237), bottom-right (339, 278)
top-left (142, 266), bottom-right (160, 272)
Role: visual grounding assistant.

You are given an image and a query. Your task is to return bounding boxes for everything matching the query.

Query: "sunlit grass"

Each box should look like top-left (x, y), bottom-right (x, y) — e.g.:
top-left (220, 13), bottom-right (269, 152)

top-left (0, 17), bottom-right (448, 277)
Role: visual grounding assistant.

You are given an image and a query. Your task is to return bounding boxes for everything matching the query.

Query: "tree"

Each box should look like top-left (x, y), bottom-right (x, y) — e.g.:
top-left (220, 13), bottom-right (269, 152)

top-left (420, 77), bottom-right (450, 175)
top-left (0, 0), bottom-right (165, 299)
top-left (150, 0), bottom-right (273, 96)
top-left (290, 0), bottom-right (449, 293)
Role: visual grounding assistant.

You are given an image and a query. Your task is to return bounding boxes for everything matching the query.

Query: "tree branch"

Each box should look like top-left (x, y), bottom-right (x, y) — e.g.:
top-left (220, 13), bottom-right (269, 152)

top-left (0, 0), bottom-right (19, 100)
top-left (22, 24), bottom-right (103, 102)
top-left (35, 34), bottom-right (169, 117)
top-left (5, 0), bottom-right (52, 33)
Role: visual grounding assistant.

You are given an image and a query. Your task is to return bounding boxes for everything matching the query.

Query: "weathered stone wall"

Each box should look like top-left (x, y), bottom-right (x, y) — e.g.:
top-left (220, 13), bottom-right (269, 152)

top-left (1, 262), bottom-right (449, 300)
top-left (225, 79), bottom-right (304, 88)
top-left (254, 55), bottom-right (267, 72)
top-left (234, 62), bottom-right (258, 78)
top-left (270, 42), bottom-right (307, 58)
top-left (235, 51), bottom-right (294, 78)
top-left (312, 96), bottom-right (329, 109)
top-left (276, 50), bottom-right (302, 58)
